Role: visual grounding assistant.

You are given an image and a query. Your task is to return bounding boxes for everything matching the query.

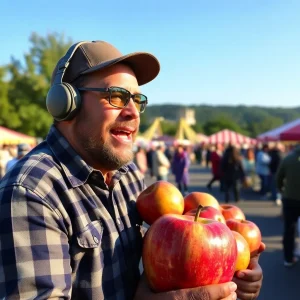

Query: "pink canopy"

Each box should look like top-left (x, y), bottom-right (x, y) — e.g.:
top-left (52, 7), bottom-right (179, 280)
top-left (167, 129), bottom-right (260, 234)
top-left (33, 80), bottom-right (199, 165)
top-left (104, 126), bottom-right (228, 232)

top-left (257, 119), bottom-right (300, 141)
top-left (207, 129), bottom-right (256, 145)
top-left (279, 124), bottom-right (300, 141)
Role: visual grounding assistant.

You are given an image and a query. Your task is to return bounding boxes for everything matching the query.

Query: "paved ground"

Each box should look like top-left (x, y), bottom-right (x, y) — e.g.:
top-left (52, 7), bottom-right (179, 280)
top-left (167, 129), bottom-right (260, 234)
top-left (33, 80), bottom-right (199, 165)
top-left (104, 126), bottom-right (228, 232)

top-left (144, 163), bottom-right (299, 300)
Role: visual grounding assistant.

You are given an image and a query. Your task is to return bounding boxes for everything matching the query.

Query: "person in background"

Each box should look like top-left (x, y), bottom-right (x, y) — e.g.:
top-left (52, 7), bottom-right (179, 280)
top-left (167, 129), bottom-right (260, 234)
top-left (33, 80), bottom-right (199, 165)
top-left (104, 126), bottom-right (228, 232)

top-left (255, 144), bottom-right (271, 199)
top-left (171, 145), bottom-right (190, 195)
top-left (269, 143), bottom-right (282, 206)
top-left (276, 143), bottom-right (300, 267)
top-left (194, 143), bottom-right (203, 165)
top-left (242, 147), bottom-right (256, 189)
top-left (221, 145), bottom-right (245, 203)
top-left (5, 143), bottom-right (31, 173)
top-left (205, 144), bottom-right (212, 168)
top-left (135, 146), bottom-right (148, 176)
top-left (0, 40), bottom-right (264, 300)
top-left (155, 144), bottom-right (170, 181)
top-left (146, 143), bottom-right (157, 178)
top-left (0, 144), bottom-right (13, 179)
top-left (206, 143), bottom-right (223, 191)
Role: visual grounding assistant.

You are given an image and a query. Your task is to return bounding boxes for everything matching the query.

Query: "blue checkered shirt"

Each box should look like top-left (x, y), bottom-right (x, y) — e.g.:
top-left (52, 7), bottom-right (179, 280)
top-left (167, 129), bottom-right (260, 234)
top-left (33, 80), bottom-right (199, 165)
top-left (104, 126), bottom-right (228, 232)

top-left (0, 125), bottom-right (146, 299)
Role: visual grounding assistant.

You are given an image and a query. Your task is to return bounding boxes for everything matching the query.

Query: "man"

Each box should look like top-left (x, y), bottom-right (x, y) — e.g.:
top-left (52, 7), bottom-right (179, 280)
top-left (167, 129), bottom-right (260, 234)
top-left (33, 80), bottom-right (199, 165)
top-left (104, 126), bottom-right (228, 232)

top-left (5, 143), bottom-right (31, 172)
top-left (276, 143), bottom-right (300, 267)
top-left (268, 143), bottom-right (282, 206)
top-left (255, 144), bottom-right (271, 198)
top-left (206, 143), bottom-right (223, 191)
top-left (0, 40), bottom-right (263, 299)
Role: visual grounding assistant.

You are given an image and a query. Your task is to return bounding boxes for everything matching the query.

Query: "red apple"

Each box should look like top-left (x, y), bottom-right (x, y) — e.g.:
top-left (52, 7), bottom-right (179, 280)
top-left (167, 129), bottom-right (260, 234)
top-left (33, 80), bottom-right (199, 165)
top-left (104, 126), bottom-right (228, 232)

top-left (136, 181), bottom-right (184, 225)
top-left (143, 206), bottom-right (238, 292)
top-left (226, 219), bottom-right (262, 256)
top-left (231, 231), bottom-right (251, 271)
top-left (184, 192), bottom-right (220, 213)
top-left (184, 205), bottom-right (226, 224)
top-left (220, 204), bottom-right (246, 221)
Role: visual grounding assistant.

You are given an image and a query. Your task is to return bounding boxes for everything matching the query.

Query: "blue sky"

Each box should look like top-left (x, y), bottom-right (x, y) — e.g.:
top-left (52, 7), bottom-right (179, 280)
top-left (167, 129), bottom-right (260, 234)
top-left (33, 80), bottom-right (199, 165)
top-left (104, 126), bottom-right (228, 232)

top-left (1, 0), bottom-right (300, 107)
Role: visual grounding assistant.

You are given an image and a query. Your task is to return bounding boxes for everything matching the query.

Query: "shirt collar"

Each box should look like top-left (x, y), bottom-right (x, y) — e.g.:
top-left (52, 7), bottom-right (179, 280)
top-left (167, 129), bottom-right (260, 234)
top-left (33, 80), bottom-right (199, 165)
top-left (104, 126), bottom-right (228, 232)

top-left (46, 125), bottom-right (129, 187)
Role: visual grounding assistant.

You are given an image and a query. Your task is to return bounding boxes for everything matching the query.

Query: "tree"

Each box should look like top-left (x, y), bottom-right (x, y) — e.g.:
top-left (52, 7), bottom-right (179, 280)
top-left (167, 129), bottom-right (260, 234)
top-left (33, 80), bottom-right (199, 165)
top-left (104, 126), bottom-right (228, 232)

top-left (3, 32), bottom-right (73, 137)
top-left (203, 114), bottom-right (244, 136)
top-left (248, 116), bottom-right (284, 137)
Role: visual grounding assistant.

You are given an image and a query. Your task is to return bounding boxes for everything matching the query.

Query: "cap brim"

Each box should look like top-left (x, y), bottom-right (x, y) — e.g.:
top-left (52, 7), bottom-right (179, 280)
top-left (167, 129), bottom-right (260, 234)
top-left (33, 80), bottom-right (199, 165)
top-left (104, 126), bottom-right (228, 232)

top-left (81, 52), bottom-right (160, 86)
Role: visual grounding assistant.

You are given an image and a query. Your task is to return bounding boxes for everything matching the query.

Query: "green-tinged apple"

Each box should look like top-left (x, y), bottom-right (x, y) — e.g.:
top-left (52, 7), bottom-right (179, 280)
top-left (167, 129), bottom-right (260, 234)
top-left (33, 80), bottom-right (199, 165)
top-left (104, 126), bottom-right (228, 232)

top-left (226, 219), bottom-right (262, 256)
top-left (231, 231), bottom-right (250, 271)
top-left (184, 192), bottom-right (220, 213)
top-left (184, 205), bottom-right (226, 224)
top-left (136, 181), bottom-right (184, 225)
top-left (220, 204), bottom-right (246, 221)
top-left (143, 206), bottom-right (238, 292)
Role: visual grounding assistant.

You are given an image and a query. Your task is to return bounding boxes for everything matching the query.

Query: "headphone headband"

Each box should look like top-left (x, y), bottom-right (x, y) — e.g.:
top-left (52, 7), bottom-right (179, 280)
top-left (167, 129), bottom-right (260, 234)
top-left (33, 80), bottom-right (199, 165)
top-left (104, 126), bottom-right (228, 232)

top-left (52, 41), bottom-right (90, 85)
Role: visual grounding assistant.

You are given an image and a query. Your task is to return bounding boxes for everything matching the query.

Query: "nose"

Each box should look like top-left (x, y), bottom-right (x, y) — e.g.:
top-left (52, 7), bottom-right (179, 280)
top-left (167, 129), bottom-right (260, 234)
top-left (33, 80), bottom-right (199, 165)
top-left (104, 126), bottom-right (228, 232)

top-left (121, 98), bottom-right (140, 119)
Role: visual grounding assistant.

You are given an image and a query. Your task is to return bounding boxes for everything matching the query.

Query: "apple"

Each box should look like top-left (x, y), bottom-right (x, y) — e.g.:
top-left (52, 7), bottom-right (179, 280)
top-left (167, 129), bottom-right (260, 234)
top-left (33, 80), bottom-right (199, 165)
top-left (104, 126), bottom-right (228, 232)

top-left (220, 204), bottom-right (246, 221)
top-left (226, 219), bottom-right (262, 256)
top-left (142, 206), bottom-right (238, 292)
top-left (231, 231), bottom-right (250, 271)
top-left (184, 205), bottom-right (226, 224)
top-left (184, 192), bottom-right (220, 213)
top-left (136, 180), bottom-right (184, 225)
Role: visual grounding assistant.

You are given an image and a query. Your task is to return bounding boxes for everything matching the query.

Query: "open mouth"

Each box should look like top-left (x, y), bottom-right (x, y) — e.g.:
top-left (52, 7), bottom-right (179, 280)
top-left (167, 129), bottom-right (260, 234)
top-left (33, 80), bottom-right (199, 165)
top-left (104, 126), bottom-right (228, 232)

top-left (110, 127), bottom-right (134, 143)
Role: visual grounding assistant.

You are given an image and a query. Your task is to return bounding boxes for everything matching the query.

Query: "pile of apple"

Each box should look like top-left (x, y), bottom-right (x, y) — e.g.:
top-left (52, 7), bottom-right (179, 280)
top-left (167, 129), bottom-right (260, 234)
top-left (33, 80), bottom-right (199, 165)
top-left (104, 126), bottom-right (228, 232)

top-left (136, 181), bottom-right (262, 293)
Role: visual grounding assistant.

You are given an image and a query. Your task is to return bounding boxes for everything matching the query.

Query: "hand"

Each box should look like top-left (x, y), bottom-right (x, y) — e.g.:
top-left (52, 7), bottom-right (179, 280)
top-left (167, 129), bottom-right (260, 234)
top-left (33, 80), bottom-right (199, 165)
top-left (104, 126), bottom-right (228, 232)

top-left (233, 242), bottom-right (265, 300)
top-left (134, 274), bottom-right (237, 300)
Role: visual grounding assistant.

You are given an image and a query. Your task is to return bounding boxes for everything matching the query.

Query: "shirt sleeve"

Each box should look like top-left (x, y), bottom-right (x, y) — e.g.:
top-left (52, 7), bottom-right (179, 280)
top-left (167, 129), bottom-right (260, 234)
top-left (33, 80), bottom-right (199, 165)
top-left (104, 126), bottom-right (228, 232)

top-left (0, 185), bottom-right (72, 299)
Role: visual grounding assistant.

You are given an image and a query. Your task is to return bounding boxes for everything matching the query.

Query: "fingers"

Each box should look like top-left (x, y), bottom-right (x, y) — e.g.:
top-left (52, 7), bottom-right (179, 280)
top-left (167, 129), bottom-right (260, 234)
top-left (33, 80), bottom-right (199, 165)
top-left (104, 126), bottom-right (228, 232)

top-left (187, 282), bottom-right (237, 300)
top-left (235, 260), bottom-right (262, 282)
top-left (257, 242), bottom-right (266, 255)
top-left (233, 276), bottom-right (261, 293)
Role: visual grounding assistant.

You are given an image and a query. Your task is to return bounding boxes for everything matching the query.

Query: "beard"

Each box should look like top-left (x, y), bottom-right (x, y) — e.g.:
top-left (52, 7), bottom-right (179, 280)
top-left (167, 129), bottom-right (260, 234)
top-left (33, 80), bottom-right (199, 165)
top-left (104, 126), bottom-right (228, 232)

top-left (74, 119), bottom-right (137, 171)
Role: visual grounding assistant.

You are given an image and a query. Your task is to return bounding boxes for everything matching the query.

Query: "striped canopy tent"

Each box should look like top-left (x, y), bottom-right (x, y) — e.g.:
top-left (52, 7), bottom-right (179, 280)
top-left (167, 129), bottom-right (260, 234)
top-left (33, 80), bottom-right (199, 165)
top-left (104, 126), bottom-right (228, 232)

top-left (279, 123), bottom-right (300, 141)
top-left (207, 129), bottom-right (256, 145)
top-left (257, 118), bottom-right (300, 142)
top-left (0, 126), bottom-right (37, 146)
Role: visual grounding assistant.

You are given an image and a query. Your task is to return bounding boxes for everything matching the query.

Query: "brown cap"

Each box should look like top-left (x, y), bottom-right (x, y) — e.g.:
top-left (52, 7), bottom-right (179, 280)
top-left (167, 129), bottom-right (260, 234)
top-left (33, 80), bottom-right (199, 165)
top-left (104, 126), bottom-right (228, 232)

top-left (51, 40), bottom-right (160, 86)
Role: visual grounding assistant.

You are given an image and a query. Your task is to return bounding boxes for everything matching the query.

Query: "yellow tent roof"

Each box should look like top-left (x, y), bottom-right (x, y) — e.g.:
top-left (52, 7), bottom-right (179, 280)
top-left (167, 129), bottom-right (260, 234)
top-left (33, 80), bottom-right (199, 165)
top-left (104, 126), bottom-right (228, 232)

top-left (0, 126), bottom-right (37, 146)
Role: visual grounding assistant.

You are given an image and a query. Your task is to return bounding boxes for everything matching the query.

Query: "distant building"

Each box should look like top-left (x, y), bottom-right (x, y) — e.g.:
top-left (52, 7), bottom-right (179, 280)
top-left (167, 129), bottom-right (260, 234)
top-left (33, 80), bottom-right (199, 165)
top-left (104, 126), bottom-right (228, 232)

top-left (177, 108), bottom-right (196, 125)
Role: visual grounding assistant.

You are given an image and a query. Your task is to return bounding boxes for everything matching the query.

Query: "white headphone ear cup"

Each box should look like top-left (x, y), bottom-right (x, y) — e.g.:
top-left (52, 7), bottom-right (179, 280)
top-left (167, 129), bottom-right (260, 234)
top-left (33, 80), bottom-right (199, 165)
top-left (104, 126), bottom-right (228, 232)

top-left (46, 83), bottom-right (81, 121)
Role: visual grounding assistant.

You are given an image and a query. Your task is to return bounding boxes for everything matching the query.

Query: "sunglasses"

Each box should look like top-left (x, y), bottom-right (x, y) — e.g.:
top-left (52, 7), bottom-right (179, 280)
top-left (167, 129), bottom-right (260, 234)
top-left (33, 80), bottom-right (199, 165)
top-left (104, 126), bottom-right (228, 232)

top-left (78, 86), bottom-right (148, 113)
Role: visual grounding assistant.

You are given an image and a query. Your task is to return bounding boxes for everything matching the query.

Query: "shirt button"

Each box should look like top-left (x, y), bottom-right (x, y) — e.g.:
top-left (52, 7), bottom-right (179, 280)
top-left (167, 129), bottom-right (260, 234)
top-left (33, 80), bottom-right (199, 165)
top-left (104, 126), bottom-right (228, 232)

top-left (93, 236), bottom-right (99, 244)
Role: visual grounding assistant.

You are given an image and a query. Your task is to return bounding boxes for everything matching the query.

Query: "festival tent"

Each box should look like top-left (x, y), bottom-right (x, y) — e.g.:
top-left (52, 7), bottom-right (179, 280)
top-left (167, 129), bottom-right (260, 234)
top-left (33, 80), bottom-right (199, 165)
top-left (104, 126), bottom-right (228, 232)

top-left (0, 126), bottom-right (37, 146)
top-left (257, 118), bottom-right (300, 141)
top-left (279, 123), bottom-right (300, 141)
top-left (207, 129), bottom-right (256, 145)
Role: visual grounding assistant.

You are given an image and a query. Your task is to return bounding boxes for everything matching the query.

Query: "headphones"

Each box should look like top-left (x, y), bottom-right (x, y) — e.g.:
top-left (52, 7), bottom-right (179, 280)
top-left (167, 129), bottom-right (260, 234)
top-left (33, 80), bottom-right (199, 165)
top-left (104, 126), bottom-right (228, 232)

top-left (46, 41), bottom-right (89, 121)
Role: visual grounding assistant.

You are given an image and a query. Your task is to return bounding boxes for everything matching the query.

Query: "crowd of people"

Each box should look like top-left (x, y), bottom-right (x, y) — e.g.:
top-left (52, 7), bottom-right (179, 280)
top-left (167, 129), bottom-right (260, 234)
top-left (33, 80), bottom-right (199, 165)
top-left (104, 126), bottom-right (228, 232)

top-left (198, 142), bottom-right (285, 205)
top-left (0, 143), bottom-right (31, 178)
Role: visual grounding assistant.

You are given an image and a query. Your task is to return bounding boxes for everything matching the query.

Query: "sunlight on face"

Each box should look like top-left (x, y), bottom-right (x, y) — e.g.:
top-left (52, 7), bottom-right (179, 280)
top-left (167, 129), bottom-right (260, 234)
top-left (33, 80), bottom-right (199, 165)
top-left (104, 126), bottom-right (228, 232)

top-left (74, 64), bottom-right (141, 172)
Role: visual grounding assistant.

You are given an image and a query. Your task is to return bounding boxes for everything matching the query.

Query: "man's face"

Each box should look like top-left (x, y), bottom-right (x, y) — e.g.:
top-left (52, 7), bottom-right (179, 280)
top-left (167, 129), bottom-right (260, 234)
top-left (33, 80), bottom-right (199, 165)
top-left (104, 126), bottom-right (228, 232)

top-left (72, 64), bottom-right (141, 173)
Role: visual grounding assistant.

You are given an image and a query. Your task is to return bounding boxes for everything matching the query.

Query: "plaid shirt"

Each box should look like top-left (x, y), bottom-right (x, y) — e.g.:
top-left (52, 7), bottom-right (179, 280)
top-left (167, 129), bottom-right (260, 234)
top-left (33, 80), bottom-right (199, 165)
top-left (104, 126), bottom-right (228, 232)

top-left (0, 125), bottom-right (145, 300)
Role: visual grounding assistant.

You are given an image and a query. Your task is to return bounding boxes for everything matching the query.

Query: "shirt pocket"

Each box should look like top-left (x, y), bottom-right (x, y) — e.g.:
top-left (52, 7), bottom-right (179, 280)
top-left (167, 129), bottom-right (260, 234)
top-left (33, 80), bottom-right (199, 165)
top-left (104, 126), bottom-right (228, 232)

top-left (76, 220), bottom-right (103, 248)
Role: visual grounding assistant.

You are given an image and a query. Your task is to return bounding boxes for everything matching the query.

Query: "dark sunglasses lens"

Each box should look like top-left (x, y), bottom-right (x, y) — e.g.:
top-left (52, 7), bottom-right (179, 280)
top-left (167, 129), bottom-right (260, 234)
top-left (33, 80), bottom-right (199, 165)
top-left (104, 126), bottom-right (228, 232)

top-left (110, 87), bottom-right (130, 108)
top-left (134, 94), bottom-right (147, 113)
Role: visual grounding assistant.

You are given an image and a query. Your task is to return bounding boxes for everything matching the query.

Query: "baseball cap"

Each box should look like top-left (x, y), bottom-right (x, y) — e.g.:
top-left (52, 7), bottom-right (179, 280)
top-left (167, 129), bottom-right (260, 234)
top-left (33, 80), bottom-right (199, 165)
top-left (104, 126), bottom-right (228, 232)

top-left (17, 143), bottom-right (31, 157)
top-left (51, 40), bottom-right (160, 86)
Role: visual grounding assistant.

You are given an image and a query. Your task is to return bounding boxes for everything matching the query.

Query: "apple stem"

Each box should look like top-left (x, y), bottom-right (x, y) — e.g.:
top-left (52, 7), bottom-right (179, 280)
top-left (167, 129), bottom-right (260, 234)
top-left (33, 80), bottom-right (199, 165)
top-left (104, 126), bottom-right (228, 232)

top-left (194, 205), bottom-right (204, 222)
